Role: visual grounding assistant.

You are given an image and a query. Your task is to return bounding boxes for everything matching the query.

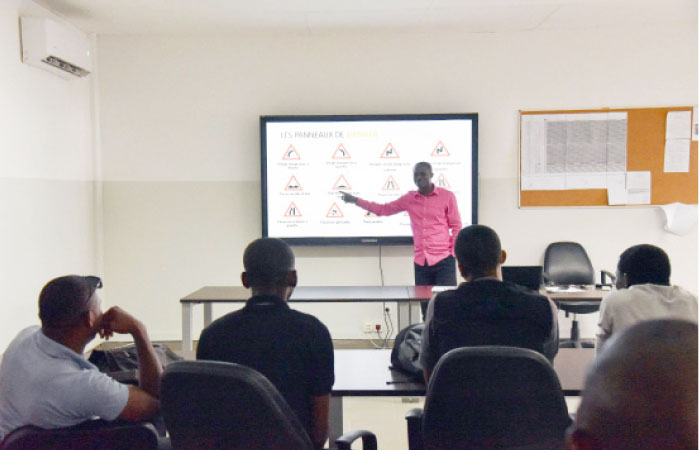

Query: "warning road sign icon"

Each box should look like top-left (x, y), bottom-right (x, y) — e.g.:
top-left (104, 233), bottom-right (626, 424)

top-left (326, 202), bottom-right (344, 218)
top-left (431, 140), bottom-right (449, 157)
top-left (284, 202), bottom-right (302, 217)
top-left (283, 145), bottom-right (301, 160)
top-left (332, 175), bottom-right (351, 190)
top-left (436, 174), bottom-right (451, 188)
top-left (380, 143), bottom-right (399, 158)
top-left (285, 176), bottom-right (303, 191)
top-left (332, 144), bottom-right (351, 159)
top-left (382, 175), bottom-right (400, 191)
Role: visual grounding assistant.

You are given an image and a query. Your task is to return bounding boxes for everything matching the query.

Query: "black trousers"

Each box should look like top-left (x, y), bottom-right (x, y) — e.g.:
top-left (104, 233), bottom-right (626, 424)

top-left (414, 255), bottom-right (457, 317)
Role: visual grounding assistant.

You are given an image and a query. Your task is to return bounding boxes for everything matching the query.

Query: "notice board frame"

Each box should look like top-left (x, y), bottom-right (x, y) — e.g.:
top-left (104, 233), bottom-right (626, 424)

top-left (519, 106), bottom-right (697, 207)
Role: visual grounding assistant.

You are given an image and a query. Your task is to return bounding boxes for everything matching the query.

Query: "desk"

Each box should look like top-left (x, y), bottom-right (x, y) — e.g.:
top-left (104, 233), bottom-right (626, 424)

top-left (329, 348), bottom-right (594, 449)
top-left (180, 286), bottom-right (605, 351)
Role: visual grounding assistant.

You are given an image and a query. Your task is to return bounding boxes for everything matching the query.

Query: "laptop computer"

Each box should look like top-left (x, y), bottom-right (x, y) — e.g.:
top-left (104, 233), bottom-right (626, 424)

top-left (501, 266), bottom-right (544, 292)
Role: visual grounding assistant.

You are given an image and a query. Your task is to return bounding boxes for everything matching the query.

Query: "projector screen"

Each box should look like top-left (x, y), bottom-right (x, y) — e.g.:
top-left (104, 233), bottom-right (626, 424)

top-left (261, 114), bottom-right (478, 245)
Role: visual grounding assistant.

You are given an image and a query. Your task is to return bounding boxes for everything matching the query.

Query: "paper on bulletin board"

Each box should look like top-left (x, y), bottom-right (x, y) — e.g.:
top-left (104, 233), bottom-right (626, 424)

top-left (626, 171), bottom-right (651, 205)
top-left (666, 111), bottom-right (692, 139)
top-left (606, 173), bottom-right (627, 205)
top-left (693, 107), bottom-right (698, 141)
top-left (664, 138), bottom-right (691, 172)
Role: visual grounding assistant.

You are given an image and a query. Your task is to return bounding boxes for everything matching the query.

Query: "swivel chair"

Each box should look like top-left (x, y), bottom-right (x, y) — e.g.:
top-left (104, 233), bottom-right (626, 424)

top-left (405, 346), bottom-right (571, 450)
top-left (161, 360), bottom-right (377, 450)
top-left (0, 420), bottom-right (159, 450)
top-left (543, 241), bottom-right (613, 348)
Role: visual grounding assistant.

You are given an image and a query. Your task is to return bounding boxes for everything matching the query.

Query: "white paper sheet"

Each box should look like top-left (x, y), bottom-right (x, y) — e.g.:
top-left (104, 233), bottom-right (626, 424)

top-left (606, 172), bottom-right (627, 205)
top-left (565, 172), bottom-right (608, 190)
top-left (521, 115), bottom-right (546, 175)
top-left (664, 138), bottom-right (691, 172)
top-left (660, 202), bottom-right (698, 236)
top-left (666, 111), bottom-right (692, 139)
top-left (626, 171), bottom-right (651, 205)
top-left (521, 174), bottom-right (566, 191)
top-left (693, 107), bottom-right (698, 141)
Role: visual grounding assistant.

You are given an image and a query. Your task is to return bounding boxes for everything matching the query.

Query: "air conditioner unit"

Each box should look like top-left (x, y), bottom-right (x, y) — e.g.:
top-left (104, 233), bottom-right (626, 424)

top-left (20, 17), bottom-right (92, 79)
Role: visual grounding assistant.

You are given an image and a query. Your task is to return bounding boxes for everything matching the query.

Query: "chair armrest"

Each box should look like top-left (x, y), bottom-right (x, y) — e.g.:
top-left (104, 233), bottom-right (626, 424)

top-left (335, 429), bottom-right (377, 450)
top-left (405, 408), bottom-right (424, 450)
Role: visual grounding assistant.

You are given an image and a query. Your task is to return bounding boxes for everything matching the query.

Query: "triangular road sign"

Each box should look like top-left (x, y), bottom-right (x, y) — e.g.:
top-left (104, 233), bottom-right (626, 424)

top-left (326, 202), bottom-right (344, 218)
top-left (382, 175), bottom-right (400, 191)
top-left (380, 143), bottom-right (400, 158)
top-left (436, 173), bottom-right (451, 188)
top-left (282, 144), bottom-right (301, 160)
top-left (332, 175), bottom-right (352, 190)
top-left (333, 144), bottom-right (351, 159)
top-left (431, 140), bottom-right (449, 157)
top-left (284, 202), bottom-right (302, 217)
top-left (285, 176), bottom-right (303, 191)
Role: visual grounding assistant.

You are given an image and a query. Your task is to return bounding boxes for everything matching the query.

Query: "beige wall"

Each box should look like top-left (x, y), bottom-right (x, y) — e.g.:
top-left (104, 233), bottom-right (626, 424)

top-left (0, 0), bottom-right (99, 348)
top-left (96, 22), bottom-right (698, 341)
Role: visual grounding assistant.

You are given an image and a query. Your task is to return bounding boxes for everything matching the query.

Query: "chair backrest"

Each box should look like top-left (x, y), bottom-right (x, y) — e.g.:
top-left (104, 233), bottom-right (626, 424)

top-left (422, 346), bottom-right (571, 450)
top-left (161, 360), bottom-right (314, 450)
top-left (543, 242), bottom-right (595, 286)
top-left (0, 420), bottom-right (158, 450)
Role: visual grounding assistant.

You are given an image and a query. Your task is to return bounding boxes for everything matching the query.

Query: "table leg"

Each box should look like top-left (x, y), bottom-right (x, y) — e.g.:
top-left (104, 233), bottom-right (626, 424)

top-left (182, 303), bottom-right (193, 352)
top-left (329, 395), bottom-right (343, 450)
top-left (203, 303), bottom-right (213, 328)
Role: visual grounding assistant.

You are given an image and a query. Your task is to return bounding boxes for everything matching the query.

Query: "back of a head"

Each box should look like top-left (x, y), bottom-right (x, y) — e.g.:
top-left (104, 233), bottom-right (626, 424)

top-left (39, 275), bottom-right (102, 329)
top-left (454, 225), bottom-right (501, 279)
top-left (617, 244), bottom-right (671, 287)
top-left (243, 238), bottom-right (295, 287)
top-left (574, 319), bottom-right (698, 450)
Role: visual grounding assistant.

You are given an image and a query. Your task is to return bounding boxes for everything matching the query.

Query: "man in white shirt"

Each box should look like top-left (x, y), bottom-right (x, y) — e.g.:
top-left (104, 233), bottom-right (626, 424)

top-left (0, 275), bottom-right (161, 441)
top-left (596, 244), bottom-right (698, 350)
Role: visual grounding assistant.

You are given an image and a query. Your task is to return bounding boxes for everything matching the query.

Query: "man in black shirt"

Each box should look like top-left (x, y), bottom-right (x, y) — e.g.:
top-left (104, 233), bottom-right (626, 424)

top-left (420, 224), bottom-right (558, 382)
top-left (197, 238), bottom-right (334, 449)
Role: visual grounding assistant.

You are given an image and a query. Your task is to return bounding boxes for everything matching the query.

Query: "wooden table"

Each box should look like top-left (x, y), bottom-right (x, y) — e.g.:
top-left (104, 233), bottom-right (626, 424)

top-left (180, 285), bottom-right (606, 351)
top-left (329, 348), bottom-right (594, 449)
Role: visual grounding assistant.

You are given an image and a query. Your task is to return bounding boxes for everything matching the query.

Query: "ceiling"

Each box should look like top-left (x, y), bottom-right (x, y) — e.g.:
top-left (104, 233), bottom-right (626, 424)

top-left (35, 0), bottom-right (696, 35)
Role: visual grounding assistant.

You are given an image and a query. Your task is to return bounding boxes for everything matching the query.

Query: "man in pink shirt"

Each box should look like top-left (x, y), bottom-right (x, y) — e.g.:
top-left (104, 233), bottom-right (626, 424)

top-left (341, 162), bottom-right (462, 313)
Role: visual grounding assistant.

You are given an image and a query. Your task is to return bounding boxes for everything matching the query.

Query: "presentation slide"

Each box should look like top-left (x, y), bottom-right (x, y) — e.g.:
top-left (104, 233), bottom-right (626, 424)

top-left (261, 115), bottom-right (477, 245)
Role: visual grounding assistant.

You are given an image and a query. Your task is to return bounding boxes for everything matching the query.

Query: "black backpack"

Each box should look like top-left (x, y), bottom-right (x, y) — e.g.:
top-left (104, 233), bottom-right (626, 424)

top-left (390, 323), bottom-right (425, 380)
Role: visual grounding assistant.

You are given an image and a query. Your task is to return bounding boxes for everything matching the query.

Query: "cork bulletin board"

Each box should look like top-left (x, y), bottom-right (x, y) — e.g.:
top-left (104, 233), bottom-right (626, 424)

top-left (519, 107), bottom-right (697, 207)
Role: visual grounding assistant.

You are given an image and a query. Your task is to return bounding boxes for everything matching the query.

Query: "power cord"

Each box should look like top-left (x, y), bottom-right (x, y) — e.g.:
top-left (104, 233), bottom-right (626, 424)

top-left (378, 245), bottom-right (385, 286)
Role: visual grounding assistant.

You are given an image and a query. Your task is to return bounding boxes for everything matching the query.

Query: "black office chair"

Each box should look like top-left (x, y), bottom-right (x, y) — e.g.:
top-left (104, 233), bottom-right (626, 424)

top-left (405, 347), bottom-right (571, 450)
top-left (0, 420), bottom-right (159, 450)
top-left (543, 241), bottom-right (614, 348)
top-left (161, 360), bottom-right (377, 450)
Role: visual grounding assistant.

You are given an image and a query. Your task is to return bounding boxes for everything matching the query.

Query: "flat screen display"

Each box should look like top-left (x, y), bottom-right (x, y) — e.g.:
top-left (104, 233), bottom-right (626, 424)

top-left (261, 114), bottom-right (478, 245)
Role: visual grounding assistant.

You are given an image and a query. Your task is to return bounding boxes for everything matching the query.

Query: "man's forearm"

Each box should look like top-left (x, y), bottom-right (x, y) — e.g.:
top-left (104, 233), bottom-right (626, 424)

top-left (131, 323), bottom-right (162, 398)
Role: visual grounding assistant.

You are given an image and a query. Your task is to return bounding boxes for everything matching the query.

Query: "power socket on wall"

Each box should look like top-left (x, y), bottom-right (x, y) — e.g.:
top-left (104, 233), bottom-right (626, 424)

top-left (363, 322), bottom-right (382, 333)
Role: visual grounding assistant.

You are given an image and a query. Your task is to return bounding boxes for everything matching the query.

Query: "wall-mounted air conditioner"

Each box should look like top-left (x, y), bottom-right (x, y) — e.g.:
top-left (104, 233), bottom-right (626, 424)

top-left (20, 17), bottom-right (92, 79)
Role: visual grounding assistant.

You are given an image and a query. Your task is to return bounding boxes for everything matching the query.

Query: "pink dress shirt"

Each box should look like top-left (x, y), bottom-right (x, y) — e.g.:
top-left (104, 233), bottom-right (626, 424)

top-left (357, 187), bottom-right (462, 266)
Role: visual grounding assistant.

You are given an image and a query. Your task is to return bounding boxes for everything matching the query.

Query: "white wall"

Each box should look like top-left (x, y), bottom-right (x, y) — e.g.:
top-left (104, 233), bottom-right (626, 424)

top-left (97, 22), bottom-right (697, 341)
top-left (0, 1), bottom-right (99, 348)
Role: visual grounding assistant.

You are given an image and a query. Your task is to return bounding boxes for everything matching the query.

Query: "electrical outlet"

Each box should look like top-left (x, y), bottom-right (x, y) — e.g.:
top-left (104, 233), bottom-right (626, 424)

top-left (363, 323), bottom-right (373, 333)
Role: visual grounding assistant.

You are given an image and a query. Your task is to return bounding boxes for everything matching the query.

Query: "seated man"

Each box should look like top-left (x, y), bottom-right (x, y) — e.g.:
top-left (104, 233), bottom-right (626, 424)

top-left (420, 224), bottom-right (558, 382)
top-left (596, 244), bottom-right (698, 350)
top-left (567, 319), bottom-right (697, 450)
top-left (0, 275), bottom-right (161, 440)
top-left (196, 238), bottom-right (334, 449)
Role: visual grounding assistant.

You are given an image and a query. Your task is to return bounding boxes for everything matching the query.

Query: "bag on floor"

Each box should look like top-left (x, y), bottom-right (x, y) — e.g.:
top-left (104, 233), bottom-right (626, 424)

top-left (89, 343), bottom-right (183, 373)
top-left (390, 323), bottom-right (425, 380)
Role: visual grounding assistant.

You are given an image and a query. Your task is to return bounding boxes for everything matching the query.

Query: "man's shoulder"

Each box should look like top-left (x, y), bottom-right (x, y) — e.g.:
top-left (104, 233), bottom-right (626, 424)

top-left (436, 280), bottom-right (550, 306)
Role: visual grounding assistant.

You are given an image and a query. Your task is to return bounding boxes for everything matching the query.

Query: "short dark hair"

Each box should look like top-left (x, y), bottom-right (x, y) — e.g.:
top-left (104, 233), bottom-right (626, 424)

top-left (243, 238), bottom-right (295, 287)
top-left (39, 275), bottom-right (103, 328)
top-left (413, 161), bottom-right (432, 173)
top-left (618, 244), bottom-right (671, 286)
top-left (454, 225), bottom-right (502, 278)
